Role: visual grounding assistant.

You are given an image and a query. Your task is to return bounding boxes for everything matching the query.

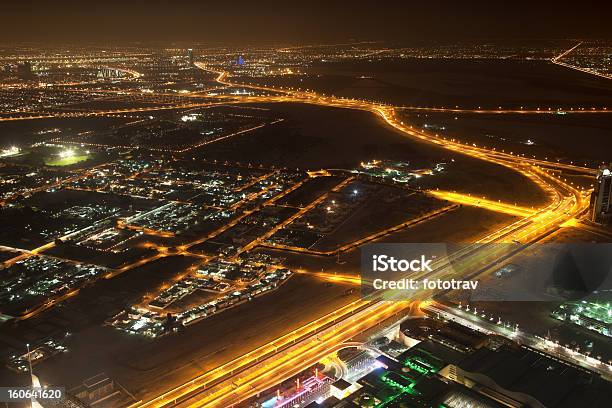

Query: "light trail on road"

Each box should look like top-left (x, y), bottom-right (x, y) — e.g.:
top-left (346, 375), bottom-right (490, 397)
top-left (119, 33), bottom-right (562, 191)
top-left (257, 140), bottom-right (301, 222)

top-left (125, 63), bottom-right (593, 407)
top-left (184, 301), bottom-right (409, 408)
top-left (2, 61), bottom-right (592, 406)
top-left (399, 105), bottom-right (611, 114)
top-left (129, 299), bottom-right (376, 408)
top-left (427, 190), bottom-right (537, 217)
top-left (551, 42), bottom-right (612, 80)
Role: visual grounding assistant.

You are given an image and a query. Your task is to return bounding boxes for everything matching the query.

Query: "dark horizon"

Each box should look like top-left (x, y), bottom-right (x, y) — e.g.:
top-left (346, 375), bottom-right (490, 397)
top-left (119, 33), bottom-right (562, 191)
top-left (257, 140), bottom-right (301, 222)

top-left (2, 0), bottom-right (612, 45)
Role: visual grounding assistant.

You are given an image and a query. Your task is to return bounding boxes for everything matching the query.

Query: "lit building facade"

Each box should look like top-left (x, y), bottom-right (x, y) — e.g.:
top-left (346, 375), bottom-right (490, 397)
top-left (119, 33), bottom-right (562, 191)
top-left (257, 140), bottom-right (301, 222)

top-left (590, 164), bottom-right (612, 225)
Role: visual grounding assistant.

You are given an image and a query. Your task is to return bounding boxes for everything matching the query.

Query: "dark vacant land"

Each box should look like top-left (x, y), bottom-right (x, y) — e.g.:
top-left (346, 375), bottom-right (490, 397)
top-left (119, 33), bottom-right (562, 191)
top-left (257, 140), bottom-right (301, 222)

top-left (0, 273), bottom-right (357, 400)
top-left (84, 105), bottom-right (276, 150)
top-left (0, 116), bottom-right (134, 146)
top-left (403, 111), bottom-right (612, 165)
top-left (269, 206), bottom-right (520, 278)
top-left (0, 250), bottom-right (19, 263)
top-left (201, 103), bottom-right (549, 207)
top-left (312, 187), bottom-right (449, 252)
top-left (277, 176), bottom-right (345, 207)
top-left (0, 255), bottom-right (200, 384)
top-left (238, 58), bottom-right (612, 109)
top-left (198, 102), bottom-right (447, 169)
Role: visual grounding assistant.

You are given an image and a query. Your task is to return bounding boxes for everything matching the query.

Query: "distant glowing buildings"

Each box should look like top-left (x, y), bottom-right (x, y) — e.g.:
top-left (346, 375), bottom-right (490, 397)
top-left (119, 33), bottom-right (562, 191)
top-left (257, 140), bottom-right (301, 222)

top-left (590, 164), bottom-right (612, 225)
top-left (187, 48), bottom-right (194, 66)
top-left (97, 67), bottom-right (124, 78)
top-left (0, 146), bottom-right (20, 157)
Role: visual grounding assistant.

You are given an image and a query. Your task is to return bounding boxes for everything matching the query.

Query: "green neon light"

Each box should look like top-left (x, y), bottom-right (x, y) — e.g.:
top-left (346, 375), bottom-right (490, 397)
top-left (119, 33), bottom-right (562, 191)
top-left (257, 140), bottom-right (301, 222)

top-left (404, 359), bottom-right (429, 375)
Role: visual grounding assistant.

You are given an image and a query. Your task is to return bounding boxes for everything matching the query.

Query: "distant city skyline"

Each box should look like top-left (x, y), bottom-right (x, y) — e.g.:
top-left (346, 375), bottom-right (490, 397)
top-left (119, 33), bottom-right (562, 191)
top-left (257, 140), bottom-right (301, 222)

top-left (0, 5), bottom-right (611, 406)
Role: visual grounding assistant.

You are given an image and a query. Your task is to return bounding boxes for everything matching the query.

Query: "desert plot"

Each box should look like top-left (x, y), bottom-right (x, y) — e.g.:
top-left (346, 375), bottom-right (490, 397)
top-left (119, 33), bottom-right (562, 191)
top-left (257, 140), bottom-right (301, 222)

top-left (401, 111), bottom-right (612, 165)
top-left (238, 57), bottom-right (612, 108)
top-left (312, 185), bottom-right (452, 252)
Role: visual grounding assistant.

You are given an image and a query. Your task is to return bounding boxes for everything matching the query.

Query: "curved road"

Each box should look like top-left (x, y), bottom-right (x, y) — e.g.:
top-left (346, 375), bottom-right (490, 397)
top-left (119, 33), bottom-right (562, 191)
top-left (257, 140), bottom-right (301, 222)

top-left (123, 64), bottom-right (592, 407)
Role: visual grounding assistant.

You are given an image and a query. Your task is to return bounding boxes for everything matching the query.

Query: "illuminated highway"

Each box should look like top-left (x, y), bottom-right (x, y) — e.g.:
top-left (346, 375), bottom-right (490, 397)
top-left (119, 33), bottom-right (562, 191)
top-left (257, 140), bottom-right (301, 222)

top-left (551, 42), bottom-right (612, 80)
top-left (128, 299), bottom-right (380, 407)
top-left (0, 57), bottom-right (608, 126)
top-left (193, 68), bottom-right (599, 177)
top-left (427, 190), bottom-right (537, 217)
top-left (118, 64), bottom-right (593, 407)
top-left (0, 19), bottom-right (609, 408)
top-left (173, 175), bottom-right (582, 406)
top-left (0, 100), bottom-right (231, 122)
top-left (180, 301), bottom-right (409, 408)
top-left (399, 105), bottom-right (611, 114)
top-left (0, 59), bottom-right (592, 404)
top-left (0, 59), bottom-right (595, 405)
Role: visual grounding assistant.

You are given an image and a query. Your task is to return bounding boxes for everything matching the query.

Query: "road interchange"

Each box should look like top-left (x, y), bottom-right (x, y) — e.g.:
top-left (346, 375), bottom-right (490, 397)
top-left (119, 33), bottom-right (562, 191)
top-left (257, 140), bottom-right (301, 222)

top-left (121, 64), bottom-right (592, 407)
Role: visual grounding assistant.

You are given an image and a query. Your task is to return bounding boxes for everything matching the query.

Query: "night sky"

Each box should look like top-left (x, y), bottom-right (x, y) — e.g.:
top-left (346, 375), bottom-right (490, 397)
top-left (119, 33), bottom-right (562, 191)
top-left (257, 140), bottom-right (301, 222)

top-left (2, 0), bottom-right (612, 44)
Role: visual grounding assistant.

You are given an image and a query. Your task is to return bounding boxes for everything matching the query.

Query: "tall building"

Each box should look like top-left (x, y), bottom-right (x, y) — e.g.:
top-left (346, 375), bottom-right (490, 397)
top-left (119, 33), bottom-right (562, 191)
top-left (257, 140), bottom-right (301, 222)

top-left (590, 164), bottom-right (612, 225)
top-left (187, 48), bottom-right (194, 66)
top-left (97, 67), bottom-right (122, 78)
